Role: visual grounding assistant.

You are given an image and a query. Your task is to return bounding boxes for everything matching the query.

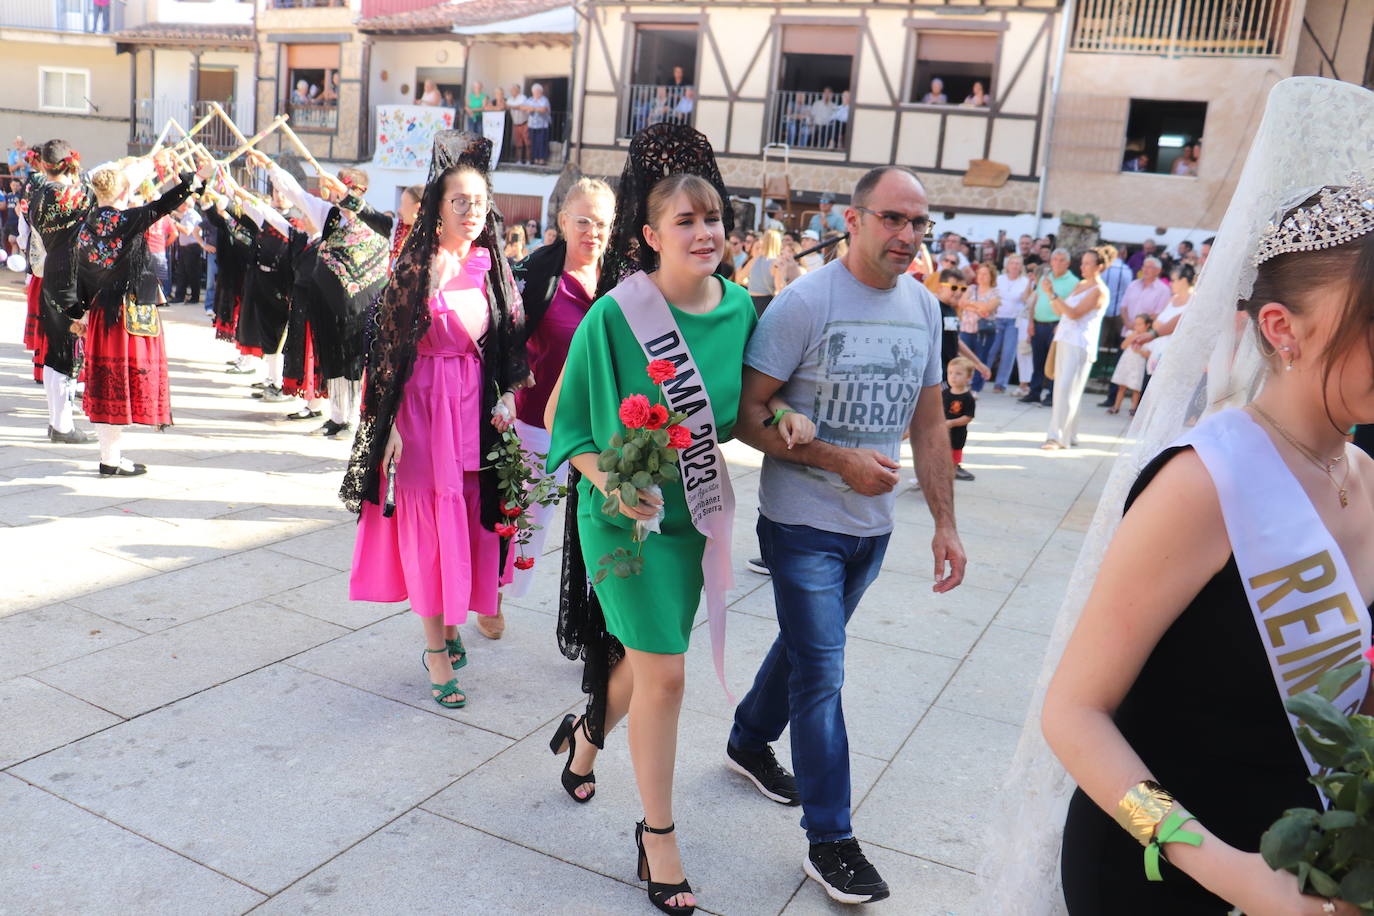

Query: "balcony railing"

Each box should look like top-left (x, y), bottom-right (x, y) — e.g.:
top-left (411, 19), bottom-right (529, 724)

top-left (767, 90), bottom-right (850, 153)
top-left (0, 0), bottom-right (123, 34)
top-left (133, 99), bottom-right (255, 153)
top-left (268, 0), bottom-right (346, 7)
top-left (287, 101), bottom-right (339, 132)
top-left (1071, 0), bottom-right (1292, 56)
top-left (621, 84), bottom-right (694, 138)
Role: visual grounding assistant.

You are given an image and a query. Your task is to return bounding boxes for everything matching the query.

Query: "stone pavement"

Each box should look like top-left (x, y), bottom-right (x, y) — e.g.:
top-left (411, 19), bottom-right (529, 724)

top-left (0, 274), bottom-right (1129, 915)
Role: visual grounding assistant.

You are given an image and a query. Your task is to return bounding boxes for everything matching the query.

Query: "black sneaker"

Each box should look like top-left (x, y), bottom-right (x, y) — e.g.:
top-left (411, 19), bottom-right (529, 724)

top-left (804, 838), bottom-right (890, 904)
top-left (325, 421), bottom-right (353, 440)
top-left (725, 742), bottom-right (799, 805)
top-left (954, 465), bottom-right (975, 481)
top-left (746, 557), bottom-right (771, 576)
top-left (1016, 394), bottom-right (1040, 404)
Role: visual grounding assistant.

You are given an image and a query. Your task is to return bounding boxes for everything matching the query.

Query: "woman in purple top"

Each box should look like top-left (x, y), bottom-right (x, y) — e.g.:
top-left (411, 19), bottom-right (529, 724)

top-left (492, 178), bottom-right (616, 633)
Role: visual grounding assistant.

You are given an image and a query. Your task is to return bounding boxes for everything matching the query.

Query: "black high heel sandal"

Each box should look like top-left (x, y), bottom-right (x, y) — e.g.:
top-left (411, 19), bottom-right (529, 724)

top-left (635, 820), bottom-right (695, 915)
top-left (548, 713), bottom-right (596, 803)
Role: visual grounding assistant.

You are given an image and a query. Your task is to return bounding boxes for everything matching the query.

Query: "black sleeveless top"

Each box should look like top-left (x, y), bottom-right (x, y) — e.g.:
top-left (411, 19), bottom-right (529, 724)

top-left (1061, 445), bottom-right (1372, 914)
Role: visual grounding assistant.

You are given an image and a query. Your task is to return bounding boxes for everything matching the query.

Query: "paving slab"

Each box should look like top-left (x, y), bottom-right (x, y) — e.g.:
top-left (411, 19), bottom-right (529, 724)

top-left (259, 809), bottom-right (649, 915)
top-left (265, 569), bottom-right (404, 630)
top-left (33, 601), bottom-right (348, 718)
top-left (0, 602), bottom-right (142, 680)
top-left (3, 545), bottom-right (154, 617)
top-left (935, 624), bottom-right (1050, 727)
top-left (0, 773), bottom-right (264, 915)
top-left (855, 706), bottom-right (1021, 873)
top-left (66, 547), bottom-right (338, 632)
top-left (424, 705), bottom-right (886, 916)
top-left (10, 664), bottom-right (511, 893)
top-left (289, 609), bottom-right (585, 741)
top-left (0, 677), bottom-right (122, 769)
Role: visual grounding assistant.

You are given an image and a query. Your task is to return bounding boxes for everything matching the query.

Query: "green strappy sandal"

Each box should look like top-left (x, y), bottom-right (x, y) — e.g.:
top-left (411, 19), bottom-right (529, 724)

top-left (447, 636), bottom-right (467, 670)
top-left (422, 647), bottom-right (467, 709)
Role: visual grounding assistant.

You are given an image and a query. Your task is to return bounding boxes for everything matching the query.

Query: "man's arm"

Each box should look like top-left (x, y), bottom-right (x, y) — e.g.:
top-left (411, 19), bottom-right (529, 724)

top-left (909, 383), bottom-right (966, 591)
top-left (735, 366), bottom-right (899, 497)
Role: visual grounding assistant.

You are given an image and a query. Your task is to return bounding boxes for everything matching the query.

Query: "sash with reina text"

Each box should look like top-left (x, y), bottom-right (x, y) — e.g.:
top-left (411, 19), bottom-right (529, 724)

top-left (1180, 408), bottom-right (1369, 787)
top-left (611, 270), bottom-right (737, 697)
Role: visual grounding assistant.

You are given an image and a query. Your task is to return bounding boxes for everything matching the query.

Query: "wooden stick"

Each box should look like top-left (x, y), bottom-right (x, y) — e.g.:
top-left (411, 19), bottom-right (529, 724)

top-left (219, 115), bottom-right (289, 167)
top-left (148, 119), bottom-right (176, 155)
top-left (184, 108), bottom-right (218, 139)
top-left (277, 122), bottom-right (327, 177)
top-left (210, 101), bottom-right (250, 146)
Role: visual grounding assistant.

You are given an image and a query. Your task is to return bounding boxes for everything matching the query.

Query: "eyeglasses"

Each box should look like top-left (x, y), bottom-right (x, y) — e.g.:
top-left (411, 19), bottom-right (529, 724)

top-left (569, 215), bottom-right (610, 233)
top-left (855, 207), bottom-right (935, 238)
top-left (446, 195), bottom-right (490, 216)
top-left (941, 282), bottom-right (968, 292)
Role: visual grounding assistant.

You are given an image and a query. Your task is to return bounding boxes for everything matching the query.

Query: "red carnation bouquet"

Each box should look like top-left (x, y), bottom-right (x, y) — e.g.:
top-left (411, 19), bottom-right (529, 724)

top-left (486, 425), bottom-right (566, 572)
top-left (593, 359), bottom-right (693, 583)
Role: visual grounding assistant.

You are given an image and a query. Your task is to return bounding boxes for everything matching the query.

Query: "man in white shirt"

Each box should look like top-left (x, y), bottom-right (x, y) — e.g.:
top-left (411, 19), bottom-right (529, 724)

top-left (806, 87), bottom-right (838, 147)
top-left (508, 83), bottom-right (530, 164)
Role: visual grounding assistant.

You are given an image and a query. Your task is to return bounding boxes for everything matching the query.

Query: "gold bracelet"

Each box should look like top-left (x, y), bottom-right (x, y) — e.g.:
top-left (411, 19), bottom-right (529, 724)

top-left (1116, 780), bottom-right (1175, 847)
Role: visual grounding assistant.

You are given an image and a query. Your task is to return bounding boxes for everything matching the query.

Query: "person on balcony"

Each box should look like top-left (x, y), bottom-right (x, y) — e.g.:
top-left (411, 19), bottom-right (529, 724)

top-left (508, 83), bottom-right (530, 164)
top-left (88, 0), bottom-right (110, 33)
top-left (291, 81), bottom-right (312, 106)
top-left (320, 71), bottom-right (339, 104)
top-left (465, 81), bottom-right (487, 134)
top-left (673, 87), bottom-right (695, 123)
top-left (962, 81), bottom-right (990, 107)
top-left (525, 84), bottom-right (552, 166)
top-left (417, 80), bottom-right (442, 107)
top-left (921, 77), bottom-right (948, 105)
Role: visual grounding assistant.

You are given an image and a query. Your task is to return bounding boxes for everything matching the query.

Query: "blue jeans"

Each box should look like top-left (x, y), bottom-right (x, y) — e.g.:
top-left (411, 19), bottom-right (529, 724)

top-left (730, 515), bottom-right (890, 843)
top-left (989, 317), bottom-right (1019, 389)
top-left (151, 252), bottom-right (171, 299)
top-left (1028, 320), bottom-right (1057, 400)
top-left (959, 329), bottom-right (992, 392)
top-left (204, 249), bottom-right (217, 309)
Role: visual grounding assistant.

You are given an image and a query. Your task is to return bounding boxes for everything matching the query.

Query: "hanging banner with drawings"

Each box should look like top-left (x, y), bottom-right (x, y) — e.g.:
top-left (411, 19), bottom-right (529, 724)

top-left (481, 111), bottom-right (506, 167)
top-left (373, 105), bottom-right (456, 171)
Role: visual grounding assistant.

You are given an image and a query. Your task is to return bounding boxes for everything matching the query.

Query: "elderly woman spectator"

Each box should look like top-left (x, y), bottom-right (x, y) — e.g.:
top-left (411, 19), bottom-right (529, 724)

top-left (958, 261), bottom-right (1000, 394)
top-left (417, 80), bottom-right (442, 106)
top-left (525, 84), bottom-right (552, 166)
top-left (922, 78), bottom-right (948, 104)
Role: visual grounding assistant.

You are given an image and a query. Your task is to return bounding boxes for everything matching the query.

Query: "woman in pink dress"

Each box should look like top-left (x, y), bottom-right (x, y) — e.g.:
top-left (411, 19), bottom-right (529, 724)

top-left (341, 131), bottom-right (528, 709)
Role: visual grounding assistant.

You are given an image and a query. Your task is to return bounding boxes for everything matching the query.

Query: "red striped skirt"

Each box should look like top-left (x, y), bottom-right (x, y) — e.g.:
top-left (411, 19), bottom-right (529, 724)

top-left (81, 305), bottom-right (172, 427)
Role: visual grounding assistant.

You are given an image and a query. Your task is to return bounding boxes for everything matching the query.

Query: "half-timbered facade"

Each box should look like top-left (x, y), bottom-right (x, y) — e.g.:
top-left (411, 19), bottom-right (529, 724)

top-left (571, 0), bottom-right (1062, 221)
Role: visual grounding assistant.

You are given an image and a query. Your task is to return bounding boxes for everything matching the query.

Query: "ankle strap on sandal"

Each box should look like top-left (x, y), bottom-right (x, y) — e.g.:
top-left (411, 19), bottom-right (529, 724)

top-left (424, 647), bottom-right (447, 654)
top-left (640, 821), bottom-right (675, 835)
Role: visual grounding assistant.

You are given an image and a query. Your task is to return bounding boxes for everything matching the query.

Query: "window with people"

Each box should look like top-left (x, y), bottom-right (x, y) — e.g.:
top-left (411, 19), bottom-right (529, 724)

top-left (1120, 99), bottom-right (1206, 176)
top-left (624, 25), bottom-right (697, 136)
top-left (910, 31), bottom-right (996, 107)
top-left (284, 44), bottom-right (340, 131)
top-left (770, 26), bottom-right (856, 151)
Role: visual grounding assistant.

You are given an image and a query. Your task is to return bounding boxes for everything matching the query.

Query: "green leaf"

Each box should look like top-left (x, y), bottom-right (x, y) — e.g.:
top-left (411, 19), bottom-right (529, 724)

top-left (659, 447), bottom-right (679, 463)
top-left (596, 449), bottom-right (619, 472)
top-left (605, 472), bottom-right (621, 491)
top-left (627, 556), bottom-right (645, 575)
top-left (620, 483), bottom-right (638, 506)
top-left (1287, 692), bottom-right (1356, 746)
top-left (1341, 865), bottom-right (1374, 907)
top-left (1261, 810), bottom-right (1320, 870)
top-left (622, 441), bottom-right (641, 463)
top-left (1309, 866), bottom-right (1341, 897)
top-left (1299, 728), bottom-right (1349, 770)
top-left (647, 452), bottom-right (660, 473)
top-left (613, 561), bottom-right (631, 578)
top-left (485, 451), bottom-right (500, 461)
top-left (658, 462), bottom-right (679, 482)
top-left (610, 432), bottom-right (624, 448)
top-left (601, 493), bottom-right (620, 516)
top-left (592, 568), bottom-right (608, 584)
top-left (652, 429), bottom-right (670, 448)
top-left (1333, 824), bottom-right (1374, 864)
top-left (1318, 660), bottom-right (1368, 702)
top-left (1321, 810), bottom-right (1360, 831)
top-left (631, 471), bottom-right (653, 489)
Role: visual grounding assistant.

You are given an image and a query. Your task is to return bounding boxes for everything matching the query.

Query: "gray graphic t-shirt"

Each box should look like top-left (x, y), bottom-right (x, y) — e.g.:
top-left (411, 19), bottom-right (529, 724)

top-left (747, 259), bottom-right (942, 536)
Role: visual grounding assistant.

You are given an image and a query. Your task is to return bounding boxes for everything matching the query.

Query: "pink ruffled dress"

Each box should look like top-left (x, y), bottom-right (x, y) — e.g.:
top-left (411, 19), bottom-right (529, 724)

top-left (350, 247), bottom-right (511, 624)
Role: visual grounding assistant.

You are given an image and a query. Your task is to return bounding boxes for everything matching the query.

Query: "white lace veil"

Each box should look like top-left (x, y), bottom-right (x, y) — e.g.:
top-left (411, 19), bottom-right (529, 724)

top-left (975, 77), bottom-right (1374, 915)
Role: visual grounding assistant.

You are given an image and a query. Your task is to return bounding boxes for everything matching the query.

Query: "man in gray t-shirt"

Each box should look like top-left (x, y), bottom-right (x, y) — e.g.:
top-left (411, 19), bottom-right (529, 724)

top-left (724, 166), bottom-right (967, 906)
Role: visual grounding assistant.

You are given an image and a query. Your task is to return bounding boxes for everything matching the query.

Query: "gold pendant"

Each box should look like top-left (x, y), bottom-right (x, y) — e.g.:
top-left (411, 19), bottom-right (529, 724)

top-left (1340, 489), bottom-right (1349, 509)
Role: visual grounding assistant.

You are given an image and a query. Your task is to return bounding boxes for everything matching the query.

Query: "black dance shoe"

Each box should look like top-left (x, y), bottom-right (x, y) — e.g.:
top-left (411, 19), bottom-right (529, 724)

top-left (99, 462), bottom-right (148, 478)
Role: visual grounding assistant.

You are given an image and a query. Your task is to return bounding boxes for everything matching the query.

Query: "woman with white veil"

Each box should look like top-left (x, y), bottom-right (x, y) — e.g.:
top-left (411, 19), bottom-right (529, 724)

top-left (978, 77), bottom-right (1374, 915)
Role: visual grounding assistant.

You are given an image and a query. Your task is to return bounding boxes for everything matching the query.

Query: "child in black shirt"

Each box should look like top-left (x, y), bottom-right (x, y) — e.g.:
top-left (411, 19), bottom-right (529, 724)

top-left (945, 356), bottom-right (977, 481)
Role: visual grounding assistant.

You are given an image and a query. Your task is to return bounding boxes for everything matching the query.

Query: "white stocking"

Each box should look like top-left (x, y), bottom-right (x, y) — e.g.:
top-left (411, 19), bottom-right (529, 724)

top-left (42, 366), bottom-right (75, 433)
top-left (264, 352), bottom-right (284, 387)
top-left (328, 377), bottom-right (359, 426)
top-left (96, 424), bottom-right (125, 468)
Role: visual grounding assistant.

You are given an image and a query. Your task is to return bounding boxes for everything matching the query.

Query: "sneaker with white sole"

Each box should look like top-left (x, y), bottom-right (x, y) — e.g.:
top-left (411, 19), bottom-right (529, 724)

top-left (725, 742), bottom-right (799, 805)
top-left (804, 838), bottom-right (890, 904)
top-left (746, 556), bottom-right (771, 576)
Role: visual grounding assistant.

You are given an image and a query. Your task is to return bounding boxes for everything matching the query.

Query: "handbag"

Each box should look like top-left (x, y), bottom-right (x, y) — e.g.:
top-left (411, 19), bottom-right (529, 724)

top-left (1044, 340), bottom-right (1058, 380)
top-left (977, 318), bottom-right (996, 334)
top-left (122, 295), bottom-right (161, 338)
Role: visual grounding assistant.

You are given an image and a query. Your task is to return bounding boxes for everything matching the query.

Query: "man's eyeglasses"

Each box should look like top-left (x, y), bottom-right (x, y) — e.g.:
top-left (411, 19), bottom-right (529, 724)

top-left (570, 215), bottom-right (610, 233)
top-left (855, 206), bottom-right (935, 238)
top-left (941, 282), bottom-right (968, 293)
top-left (447, 196), bottom-right (490, 216)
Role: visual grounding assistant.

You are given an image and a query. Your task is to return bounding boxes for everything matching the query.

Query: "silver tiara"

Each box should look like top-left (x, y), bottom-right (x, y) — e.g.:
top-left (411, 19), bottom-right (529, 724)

top-left (1253, 175), bottom-right (1374, 267)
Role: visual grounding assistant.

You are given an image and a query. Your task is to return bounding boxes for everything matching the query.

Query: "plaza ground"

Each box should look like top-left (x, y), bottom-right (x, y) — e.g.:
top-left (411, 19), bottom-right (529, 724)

top-left (0, 273), bottom-right (1128, 914)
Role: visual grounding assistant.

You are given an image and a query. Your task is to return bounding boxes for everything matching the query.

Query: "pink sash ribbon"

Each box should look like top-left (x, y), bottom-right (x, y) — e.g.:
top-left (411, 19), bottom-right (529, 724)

top-left (612, 271), bottom-right (736, 698)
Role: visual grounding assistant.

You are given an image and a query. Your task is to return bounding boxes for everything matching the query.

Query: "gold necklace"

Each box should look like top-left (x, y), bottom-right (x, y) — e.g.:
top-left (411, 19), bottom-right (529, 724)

top-left (1249, 404), bottom-right (1350, 508)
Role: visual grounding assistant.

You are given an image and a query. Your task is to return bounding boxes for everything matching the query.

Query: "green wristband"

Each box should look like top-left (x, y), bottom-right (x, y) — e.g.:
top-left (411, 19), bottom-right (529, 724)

top-left (1144, 809), bottom-right (1202, 882)
top-left (764, 407), bottom-right (794, 428)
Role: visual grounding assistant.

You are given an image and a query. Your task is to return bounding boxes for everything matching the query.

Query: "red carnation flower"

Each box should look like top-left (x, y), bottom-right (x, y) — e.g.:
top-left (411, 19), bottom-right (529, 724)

top-left (500, 502), bottom-right (523, 519)
top-left (667, 425), bottom-right (692, 449)
top-left (645, 404), bottom-right (669, 430)
top-left (646, 359), bottom-right (677, 384)
top-left (495, 522), bottom-right (518, 538)
top-left (514, 556), bottom-right (535, 570)
top-left (619, 393), bottom-right (652, 428)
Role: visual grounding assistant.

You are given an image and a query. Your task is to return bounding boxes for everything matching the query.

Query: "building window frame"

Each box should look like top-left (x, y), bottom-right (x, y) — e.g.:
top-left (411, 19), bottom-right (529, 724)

top-left (900, 20), bottom-right (1007, 111)
top-left (763, 16), bottom-right (864, 158)
top-left (617, 14), bottom-right (706, 142)
top-left (38, 66), bottom-right (91, 114)
top-left (281, 42), bottom-right (341, 134)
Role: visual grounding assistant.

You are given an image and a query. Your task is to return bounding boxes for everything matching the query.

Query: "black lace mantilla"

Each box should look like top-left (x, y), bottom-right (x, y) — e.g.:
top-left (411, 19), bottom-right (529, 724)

top-left (559, 123), bottom-right (733, 744)
top-left (339, 129), bottom-right (527, 533)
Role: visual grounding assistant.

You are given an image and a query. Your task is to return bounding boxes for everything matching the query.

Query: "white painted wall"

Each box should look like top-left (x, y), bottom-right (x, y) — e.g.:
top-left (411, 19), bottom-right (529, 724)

top-left (369, 40), bottom-right (468, 108)
top-left (149, 49), bottom-right (254, 116)
top-left (153, 0), bottom-right (251, 25)
top-left (362, 164), bottom-right (560, 221)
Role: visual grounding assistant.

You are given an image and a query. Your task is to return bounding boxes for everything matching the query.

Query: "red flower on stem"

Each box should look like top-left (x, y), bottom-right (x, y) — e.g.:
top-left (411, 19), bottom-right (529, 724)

top-left (494, 522), bottom-right (518, 538)
top-left (499, 501), bottom-right (523, 519)
top-left (667, 425), bottom-right (692, 449)
top-left (619, 393), bottom-right (652, 429)
top-left (645, 404), bottom-right (669, 430)
top-left (646, 359), bottom-right (677, 384)
top-left (514, 556), bottom-right (535, 570)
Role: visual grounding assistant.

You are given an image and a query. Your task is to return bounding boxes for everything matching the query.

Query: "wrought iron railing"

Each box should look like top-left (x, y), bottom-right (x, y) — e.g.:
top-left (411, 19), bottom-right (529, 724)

top-left (767, 90), bottom-right (850, 152)
top-left (287, 101), bottom-right (339, 132)
top-left (268, 0), bottom-right (345, 8)
top-left (621, 84), bottom-right (694, 137)
top-left (0, 0), bottom-right (123, 34)
top-left (1071, 0), bottom-right (1291, 56)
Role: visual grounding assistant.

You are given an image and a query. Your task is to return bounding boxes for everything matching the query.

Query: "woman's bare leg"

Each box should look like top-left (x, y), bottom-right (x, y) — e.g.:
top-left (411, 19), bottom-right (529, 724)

top-left (564, 656), bottom-right (634, 798)
top-left (423, 614), bottom-right (464, 704)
